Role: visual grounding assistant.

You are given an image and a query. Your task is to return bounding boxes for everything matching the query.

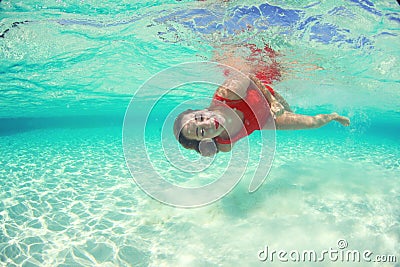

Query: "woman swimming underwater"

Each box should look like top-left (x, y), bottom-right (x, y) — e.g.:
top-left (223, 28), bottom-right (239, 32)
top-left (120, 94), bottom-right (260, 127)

top-left (173, 45), bottom-right (350, 157)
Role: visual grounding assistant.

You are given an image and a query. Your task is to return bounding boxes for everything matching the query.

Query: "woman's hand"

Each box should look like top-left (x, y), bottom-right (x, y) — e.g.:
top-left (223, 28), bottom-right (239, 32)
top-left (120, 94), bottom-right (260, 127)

top-left (270, 101), bottom-right (285, 118)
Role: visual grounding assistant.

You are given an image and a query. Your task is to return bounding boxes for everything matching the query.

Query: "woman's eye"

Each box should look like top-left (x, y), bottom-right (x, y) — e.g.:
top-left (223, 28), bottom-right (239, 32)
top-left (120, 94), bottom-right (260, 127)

top-left (200, 115), bottom-right (203, 121)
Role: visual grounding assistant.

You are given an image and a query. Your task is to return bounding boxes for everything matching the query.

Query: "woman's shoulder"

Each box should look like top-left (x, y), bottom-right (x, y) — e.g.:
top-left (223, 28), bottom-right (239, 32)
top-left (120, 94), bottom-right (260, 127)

top-left (214, 84), bottom-right (242, 100)
top-left (214, 74), bottom-right (251, 101)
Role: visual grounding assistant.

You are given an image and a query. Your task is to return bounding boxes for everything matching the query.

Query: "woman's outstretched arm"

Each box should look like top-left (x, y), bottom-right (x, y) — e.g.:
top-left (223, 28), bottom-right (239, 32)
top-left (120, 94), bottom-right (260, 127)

top-left (248, 75), bottom-right (350, 129)
top-left (273, 112), bottom-right (350, 130)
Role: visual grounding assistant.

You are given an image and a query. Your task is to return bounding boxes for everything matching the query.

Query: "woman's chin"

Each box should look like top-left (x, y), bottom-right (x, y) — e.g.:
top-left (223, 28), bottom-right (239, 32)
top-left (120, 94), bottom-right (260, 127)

top-left (215, 116), bottom-right (226, 128)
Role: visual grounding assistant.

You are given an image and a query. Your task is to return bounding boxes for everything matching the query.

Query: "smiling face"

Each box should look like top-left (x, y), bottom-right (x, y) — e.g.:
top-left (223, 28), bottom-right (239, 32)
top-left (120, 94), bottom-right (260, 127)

top-left (177, 109), bottom-right (225, 141)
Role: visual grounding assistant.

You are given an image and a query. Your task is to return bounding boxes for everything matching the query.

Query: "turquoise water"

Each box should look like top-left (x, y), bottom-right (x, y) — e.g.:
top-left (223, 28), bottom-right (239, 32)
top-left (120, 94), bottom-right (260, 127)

top-left (1, 0), bottom-right (399, 266)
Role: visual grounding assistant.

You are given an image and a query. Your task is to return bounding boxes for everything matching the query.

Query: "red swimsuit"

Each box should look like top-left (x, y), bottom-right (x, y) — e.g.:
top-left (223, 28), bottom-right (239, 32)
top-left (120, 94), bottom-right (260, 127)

top-left (214, 44), bottom-right (280, 145)
top-left (213, 85), bottom-right (275, 145)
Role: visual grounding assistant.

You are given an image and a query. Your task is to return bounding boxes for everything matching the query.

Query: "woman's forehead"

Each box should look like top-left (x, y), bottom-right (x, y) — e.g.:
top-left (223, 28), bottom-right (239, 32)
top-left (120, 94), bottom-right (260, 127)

top-left (185, 109), bottom-right (209, 116)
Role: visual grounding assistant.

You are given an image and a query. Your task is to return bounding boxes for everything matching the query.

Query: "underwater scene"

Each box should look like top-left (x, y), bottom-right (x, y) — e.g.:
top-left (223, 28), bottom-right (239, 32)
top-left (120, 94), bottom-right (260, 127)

top-left (1, 0), bottom-right (399, 266)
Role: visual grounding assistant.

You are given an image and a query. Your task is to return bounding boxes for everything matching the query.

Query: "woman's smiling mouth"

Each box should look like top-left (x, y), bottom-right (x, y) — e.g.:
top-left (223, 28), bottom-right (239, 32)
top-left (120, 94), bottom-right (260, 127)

top-left (214, 118), bottom-right (219, 129)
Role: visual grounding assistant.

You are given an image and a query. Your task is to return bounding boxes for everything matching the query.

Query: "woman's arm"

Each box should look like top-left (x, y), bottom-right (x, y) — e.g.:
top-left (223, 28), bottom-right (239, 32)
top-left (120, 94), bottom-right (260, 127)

top-left (249, 75), bottom-right (285, 117)
top-left (212, 49), bottom-right (256, 100)
top-left (212, 73), bottom-right (285, 118)
top-left (274, 112), bottom-right (350, 130)
top-left (213, 73), bottom-right (250, 100)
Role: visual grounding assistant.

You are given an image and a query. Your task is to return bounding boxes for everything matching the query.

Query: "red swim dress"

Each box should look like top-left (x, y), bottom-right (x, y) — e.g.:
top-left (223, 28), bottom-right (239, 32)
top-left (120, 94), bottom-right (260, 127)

top-left (214, 44), bottom-right (280, 145)
top-left (213, 85), bottom-right (274, 145)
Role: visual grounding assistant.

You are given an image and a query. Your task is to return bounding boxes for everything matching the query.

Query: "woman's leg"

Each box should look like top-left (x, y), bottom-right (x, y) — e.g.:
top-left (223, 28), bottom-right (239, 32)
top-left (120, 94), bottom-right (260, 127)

top-left (274, 111), bottom-right (350, 130)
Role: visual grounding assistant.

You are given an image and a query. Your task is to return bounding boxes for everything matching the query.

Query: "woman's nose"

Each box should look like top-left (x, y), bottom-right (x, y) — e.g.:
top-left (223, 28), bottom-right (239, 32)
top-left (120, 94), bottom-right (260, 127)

top-left (201, 118), bottom-right (208, 123)
top-left (199, 120), bottom-right (211, 127)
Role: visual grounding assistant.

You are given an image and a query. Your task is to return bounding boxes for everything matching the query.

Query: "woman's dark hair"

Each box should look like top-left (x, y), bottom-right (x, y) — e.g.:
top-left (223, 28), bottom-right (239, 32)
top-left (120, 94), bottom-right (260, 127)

top-left (178, 132), bottom-right (201, 153)
top-left (173, 109), bottom-right (219, 156)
